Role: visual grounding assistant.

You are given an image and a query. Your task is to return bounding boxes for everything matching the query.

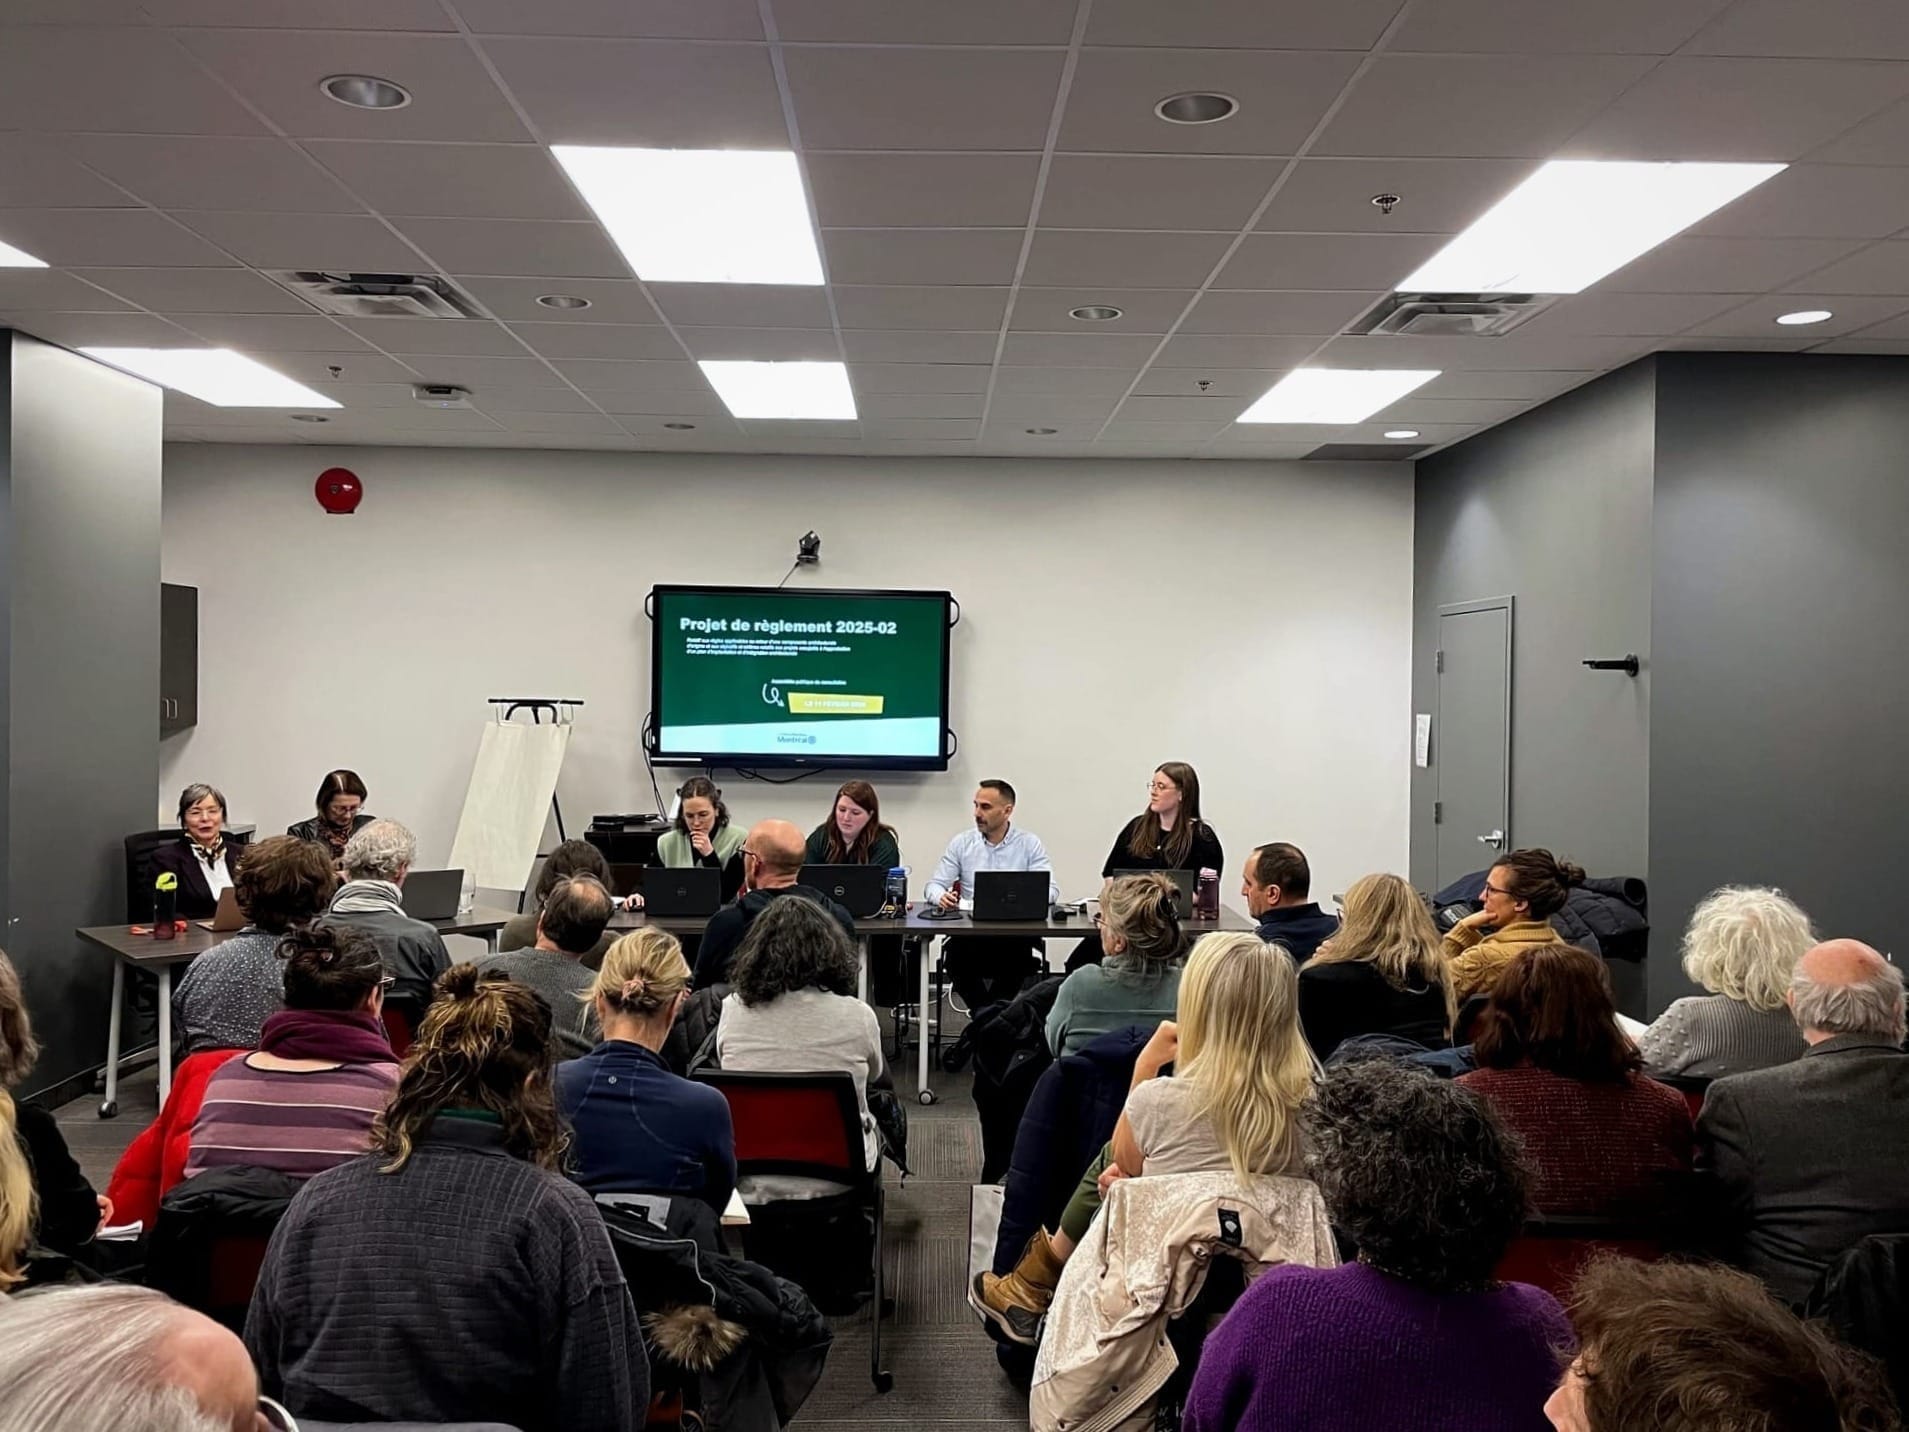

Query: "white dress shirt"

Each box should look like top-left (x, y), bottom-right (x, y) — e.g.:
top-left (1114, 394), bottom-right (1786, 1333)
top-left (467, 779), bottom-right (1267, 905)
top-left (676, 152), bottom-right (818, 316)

top-left (924, 823), bottom-right (1059, 905)
top-left (196, 845), bottom-right (235, 903)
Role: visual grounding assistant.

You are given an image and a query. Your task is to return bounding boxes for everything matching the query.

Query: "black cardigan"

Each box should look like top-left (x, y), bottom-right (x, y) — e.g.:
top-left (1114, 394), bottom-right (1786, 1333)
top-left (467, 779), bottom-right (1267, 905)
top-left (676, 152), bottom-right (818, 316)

top-left (15, 1102), bottom-right (99, 1254)
top-left (150, 837), bottom-right (241, 920)
top-left (1100, 815), bottom-right (1225, 879)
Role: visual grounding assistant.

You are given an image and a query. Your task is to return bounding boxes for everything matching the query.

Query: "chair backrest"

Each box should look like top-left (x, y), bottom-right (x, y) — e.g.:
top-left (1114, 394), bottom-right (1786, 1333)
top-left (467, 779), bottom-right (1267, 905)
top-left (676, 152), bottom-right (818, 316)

top-left (1651, 1071), bottom-right (1711, 1121)
top-left (693, 1069), bottom-right (866, 1185)
top-left (125, 829), bottom-right (183, 923)
top-left (381, 1003), bottom-right (415, 1057)
top-left (1494, 1214), bottom-right (1666, 1299)
top-left (1806, 1231), bottom-right (1909, 1412)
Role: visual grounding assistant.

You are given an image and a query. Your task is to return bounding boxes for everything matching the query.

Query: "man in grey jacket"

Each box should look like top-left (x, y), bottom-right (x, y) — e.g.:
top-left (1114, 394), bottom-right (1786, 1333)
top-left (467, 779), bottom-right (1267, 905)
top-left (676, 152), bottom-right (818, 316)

top-left (1697, 938), bottom-right (1909, 1306)
top-left (328, 818), bottom-right (451, 1014)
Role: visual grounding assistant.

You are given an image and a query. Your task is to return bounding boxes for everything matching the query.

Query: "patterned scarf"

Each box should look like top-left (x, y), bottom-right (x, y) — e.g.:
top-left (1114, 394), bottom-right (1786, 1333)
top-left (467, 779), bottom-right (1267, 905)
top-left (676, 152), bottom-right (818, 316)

top-left (318, 818), bottom-right (353, 858)
top-left (190, 835), bottom-right (225, 869)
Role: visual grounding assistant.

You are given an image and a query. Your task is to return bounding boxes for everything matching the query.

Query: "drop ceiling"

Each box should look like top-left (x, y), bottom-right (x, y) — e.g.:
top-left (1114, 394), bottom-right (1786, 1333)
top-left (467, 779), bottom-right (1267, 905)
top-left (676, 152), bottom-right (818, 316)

top-left (2, 0), bottom-right (1909, 459)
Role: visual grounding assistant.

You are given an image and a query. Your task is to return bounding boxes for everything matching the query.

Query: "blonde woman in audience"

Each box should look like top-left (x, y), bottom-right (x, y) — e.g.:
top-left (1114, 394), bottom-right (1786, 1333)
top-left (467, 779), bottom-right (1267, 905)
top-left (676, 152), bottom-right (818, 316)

top-left (1636, 885), bottom-right (1814, 1080)
top-left (976, 932), bottom-right (1314, 1345)
top-left (1045, 872), bottom-right (1186, 1057)
top-left (1301, 873), bottom-right (1455, 1061)
top-left (0, 1094), bottom-right (33, 1291)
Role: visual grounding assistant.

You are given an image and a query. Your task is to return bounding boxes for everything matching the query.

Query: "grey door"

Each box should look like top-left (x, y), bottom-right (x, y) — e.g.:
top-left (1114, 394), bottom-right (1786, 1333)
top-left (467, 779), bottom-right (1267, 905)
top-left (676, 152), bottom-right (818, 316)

top-left (1434, 597), bottom-right (1513, 892)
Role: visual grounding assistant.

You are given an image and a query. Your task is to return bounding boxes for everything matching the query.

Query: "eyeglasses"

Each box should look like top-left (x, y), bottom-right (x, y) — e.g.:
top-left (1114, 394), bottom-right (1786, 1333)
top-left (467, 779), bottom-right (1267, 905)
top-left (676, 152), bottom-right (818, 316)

top-left (1147, 782), bottom-right (1174, 794)
top-left (1481, 880), bottom-right (1512, 898)
top-left (378, 975), bottom-right (396, 991)
top-left (258, 1396), bottom-right (300, 1431)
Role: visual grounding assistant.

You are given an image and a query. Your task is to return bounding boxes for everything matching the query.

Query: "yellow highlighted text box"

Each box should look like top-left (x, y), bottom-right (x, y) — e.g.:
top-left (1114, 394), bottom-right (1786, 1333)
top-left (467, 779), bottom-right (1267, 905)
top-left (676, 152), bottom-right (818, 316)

top-left (789, 692), bottom-right (884, 714)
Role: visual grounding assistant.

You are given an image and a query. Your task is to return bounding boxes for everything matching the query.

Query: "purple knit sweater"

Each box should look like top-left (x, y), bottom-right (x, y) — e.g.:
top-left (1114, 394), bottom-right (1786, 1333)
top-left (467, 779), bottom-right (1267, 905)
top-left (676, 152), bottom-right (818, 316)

top-left (1183, 1262), bottom-right (1572, 1432)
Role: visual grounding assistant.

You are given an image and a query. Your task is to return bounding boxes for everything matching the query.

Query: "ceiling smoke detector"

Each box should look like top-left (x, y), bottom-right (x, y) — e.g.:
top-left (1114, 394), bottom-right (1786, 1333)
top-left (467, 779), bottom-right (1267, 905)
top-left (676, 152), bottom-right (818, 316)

top-left (1154, 91), bottom-right (1238, 125)
top-left (320, 74), bottom-right (412, 110)
top-left (1069, 305), bottom-right (1124, 322)
top-left (1371, 193), bottom-right (1402, 215)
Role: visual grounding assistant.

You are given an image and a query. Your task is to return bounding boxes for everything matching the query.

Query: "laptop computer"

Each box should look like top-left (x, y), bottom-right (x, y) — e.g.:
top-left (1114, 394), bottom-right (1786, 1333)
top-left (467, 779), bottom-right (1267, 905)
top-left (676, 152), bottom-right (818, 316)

top-left (642, 865), bottom-right (723, 918)
top-left (195, 887), bottom-right (245, 932)
top-left (971, 870), bottom-right (1052, 921)
top-left (400, 868), bottom-right (463, 922)
top-left (1110, 868), bottom-right (1196, 918)
top-left (798, 864), bottom-right (888, 918)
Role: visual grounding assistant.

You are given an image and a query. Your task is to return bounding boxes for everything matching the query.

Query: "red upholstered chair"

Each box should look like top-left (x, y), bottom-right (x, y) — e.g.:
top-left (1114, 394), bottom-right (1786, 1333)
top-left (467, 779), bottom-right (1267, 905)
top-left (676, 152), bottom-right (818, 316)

top-left (1495, 1214), bottom-right (1667, 1299)
top-left (381, 1003), bottom-right (415, 1057)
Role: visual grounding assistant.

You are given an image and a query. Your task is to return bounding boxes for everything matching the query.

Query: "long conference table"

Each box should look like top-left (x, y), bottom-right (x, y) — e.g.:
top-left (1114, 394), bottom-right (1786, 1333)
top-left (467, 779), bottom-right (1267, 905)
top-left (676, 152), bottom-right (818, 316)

top-left (79, 900), bottom-right (1254, 1114)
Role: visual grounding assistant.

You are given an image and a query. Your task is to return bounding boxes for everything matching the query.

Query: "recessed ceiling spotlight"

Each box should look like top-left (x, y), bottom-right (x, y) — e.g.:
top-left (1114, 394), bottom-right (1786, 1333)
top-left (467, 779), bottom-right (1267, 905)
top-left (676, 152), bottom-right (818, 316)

top-left (1154, 91), bottom-right (1238, 125)
top-left (1775, 309), bottom-right (1833, 326)
top-left (536, 293), bottom-right (591, 310)
top-left (1069, 305), bottom-right (1124, 322)
top-left (290, 414), bottom-right (331, 423)
top-left (1384, 428), bottom-right (1420, 439)
top-left (320, 74), bottom-right (412, 111)
top-left (663, 421), bottom-right (697, 430)
top-left (1026, 427), bottom-right (1059, 435)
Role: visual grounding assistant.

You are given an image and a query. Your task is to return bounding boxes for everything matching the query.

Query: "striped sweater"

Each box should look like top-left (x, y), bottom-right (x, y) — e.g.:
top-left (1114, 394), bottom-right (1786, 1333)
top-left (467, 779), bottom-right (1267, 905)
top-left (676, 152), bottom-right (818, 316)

top-left (184, 1055), bottom-right (400, 1181)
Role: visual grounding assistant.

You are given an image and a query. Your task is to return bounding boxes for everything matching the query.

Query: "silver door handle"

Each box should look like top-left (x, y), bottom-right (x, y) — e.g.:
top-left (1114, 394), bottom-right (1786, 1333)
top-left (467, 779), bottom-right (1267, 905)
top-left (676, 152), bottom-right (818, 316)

top-left (1477, 829), bottom-right (1505, 849)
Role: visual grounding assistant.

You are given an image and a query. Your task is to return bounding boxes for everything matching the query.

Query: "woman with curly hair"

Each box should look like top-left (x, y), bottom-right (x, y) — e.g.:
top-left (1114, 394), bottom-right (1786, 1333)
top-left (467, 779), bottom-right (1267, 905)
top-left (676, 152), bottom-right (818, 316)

top-left (246, 964), bottom-right (646, 1432)
top-left (1183, 1057), bottom-right (1570, 1432)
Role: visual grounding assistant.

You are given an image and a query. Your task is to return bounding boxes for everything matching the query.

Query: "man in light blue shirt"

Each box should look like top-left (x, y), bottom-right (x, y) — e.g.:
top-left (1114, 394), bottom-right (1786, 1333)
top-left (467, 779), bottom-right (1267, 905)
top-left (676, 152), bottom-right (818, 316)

top-left (925, 779), bottom-right (1058, 1007)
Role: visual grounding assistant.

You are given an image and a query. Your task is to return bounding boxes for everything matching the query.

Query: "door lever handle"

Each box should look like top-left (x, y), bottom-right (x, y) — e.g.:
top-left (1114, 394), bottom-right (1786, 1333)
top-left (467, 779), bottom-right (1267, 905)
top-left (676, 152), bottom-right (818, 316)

top-left (1477, 829), bottom-right (1505, 850)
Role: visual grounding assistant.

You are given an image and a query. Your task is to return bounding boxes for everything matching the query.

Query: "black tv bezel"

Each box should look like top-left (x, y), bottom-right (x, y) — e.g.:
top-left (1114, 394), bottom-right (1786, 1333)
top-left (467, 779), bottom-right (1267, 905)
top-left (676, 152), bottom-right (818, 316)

top-left (646, 583), bottom-right (954, 772)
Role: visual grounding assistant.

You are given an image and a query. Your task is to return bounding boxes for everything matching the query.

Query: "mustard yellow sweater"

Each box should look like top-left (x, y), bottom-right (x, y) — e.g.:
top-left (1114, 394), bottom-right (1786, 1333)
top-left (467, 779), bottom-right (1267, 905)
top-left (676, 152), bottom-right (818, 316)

top-left (1442, 920), bottom-right (1560, 1003)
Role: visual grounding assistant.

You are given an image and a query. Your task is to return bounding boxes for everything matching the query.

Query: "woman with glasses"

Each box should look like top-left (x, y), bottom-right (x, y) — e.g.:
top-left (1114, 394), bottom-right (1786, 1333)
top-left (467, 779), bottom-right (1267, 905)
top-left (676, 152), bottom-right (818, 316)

top-left (1046, 872), bottom-right (1188, 1057)
top-left (1069, 763), bottom-right (1222, 970)
top-left (1442, 846), bottom-right (1586, 1002)
top-left (286, 769), bottom-right (374, 867)
top-left (153, 782), bottom-right (242, 920)
top-left (183, 922), bottom-right (399, 1185)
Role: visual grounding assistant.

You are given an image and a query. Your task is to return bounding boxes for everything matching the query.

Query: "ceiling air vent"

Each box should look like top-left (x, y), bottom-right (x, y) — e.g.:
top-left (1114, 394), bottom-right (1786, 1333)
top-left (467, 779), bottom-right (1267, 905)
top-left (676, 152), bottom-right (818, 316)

top-left (1347, 291), bottom-right (1558, 339)
top-left (269, 271), bottom-right (482, 320)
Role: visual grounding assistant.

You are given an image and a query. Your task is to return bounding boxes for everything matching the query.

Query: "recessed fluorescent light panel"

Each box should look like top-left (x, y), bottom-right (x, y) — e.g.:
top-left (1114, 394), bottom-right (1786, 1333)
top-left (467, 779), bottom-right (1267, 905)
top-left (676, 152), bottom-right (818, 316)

top-left (0, 237), bottom-right (47, 267)
top-left (79, 348), bottom-right (342, 408)
top-left (553, 146), bottom-right (824, 286)
top-left (1238, 369), bottom-right (1439, 425)
top-left (1399, 160), bottom-right (1785, 295)
top-left (698, 360), bottom-right (856, 420)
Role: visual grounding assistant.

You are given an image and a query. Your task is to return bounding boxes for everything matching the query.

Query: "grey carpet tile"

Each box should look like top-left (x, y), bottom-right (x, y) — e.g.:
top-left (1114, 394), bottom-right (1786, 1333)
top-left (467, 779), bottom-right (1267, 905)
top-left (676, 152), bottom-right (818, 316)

top-left (886, 1236), bottom-right (981, 1328)
top-left (889, 1179), bottom-right (984, 1221)
top-left (905, 1120), bottom-right (982, 1183)
top-left (802, 1331), bottom-right (1029, 1422)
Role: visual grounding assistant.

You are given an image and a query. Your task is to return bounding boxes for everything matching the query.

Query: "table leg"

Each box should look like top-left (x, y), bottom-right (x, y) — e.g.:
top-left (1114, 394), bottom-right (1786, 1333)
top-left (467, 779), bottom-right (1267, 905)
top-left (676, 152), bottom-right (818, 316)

top-left (484, 930), bottom-right (501, 955)
top-left (917, 935), bottom-right (936, 1105)
top-left (157, 964), bottom-right (173, 1107)
top-left (857, 935), bottom-right (870, 1003)
top-left (99, 958), bottom-right (126, 1118)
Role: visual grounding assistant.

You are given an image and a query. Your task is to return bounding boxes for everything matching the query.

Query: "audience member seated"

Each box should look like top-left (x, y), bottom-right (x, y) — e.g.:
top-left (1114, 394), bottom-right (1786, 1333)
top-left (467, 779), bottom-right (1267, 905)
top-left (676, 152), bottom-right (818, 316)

top-left (1239, 841), bottom-right (1338, 963)
top-left (1300, 872), bottom-right (1454, 1061)
top-left (1184, 1058), bottom-right (1571, 1432)
top-left (486, 873), bottom-right (615, 1058)
top-left (717, 895), bottom-right (884, 1186)
top-left (325, 818), bottom-right (451, 1014)
top-left (2, 950), bottom-right (108, 1281)
top-left (0, 1283), bottom-right (280, 1431)
top-left (652, 775), bottom-right (747, 904)
top-left (183, 922), bottom-right (399, 1183)
top-left (1545, 1256), bottom-right (1899, 1432)
top-left (978, 931), bottom-right (1310, 1344)
top-left (692, 818), bottom-right (855, 990)
top-left (805, 778), bottom-right (902, 870)
top-left (500, 837), bottom-right (620, 963)
top-left (556, 928), bottom-right (736, 1211)
top-left (286, 767), bottom-right (374, 866)
top-left (1443, 847), bottom-right (1586, 1002)
top-left (153, 782), bottom-right (243, 920)
top-left (174, 835), bottom-right (334, 1055)
top-left (1637, 885), bottom-right (1813, 1081)
top-left (1046, 872), bottom-right (1185, 1057)
top-left (1697, 938), bottom-right (1909, 1307)
top-left (246, 965), bottom-right (647, 1430)
top-left (1459, 944), bottom-right (1693, 1223)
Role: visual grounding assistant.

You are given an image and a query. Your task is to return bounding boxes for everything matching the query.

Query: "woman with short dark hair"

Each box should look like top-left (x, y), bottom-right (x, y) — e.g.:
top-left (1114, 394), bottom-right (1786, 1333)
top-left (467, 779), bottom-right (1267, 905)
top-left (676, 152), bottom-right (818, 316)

top-left (1183, 1058), bottom-right (1571, 1432)
top-left (287, 769), bottom-right (373, 865)
top-left (152, 782), bottom-right (241, 919)
top-left (1459, 944), bottom-right (1693, 1222)
top-left (1443, 847), bottom-right (1586, 1001)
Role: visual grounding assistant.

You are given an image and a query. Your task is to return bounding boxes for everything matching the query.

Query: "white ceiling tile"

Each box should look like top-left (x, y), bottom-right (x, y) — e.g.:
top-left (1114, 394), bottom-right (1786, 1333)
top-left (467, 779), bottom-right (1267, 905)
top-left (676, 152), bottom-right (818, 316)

top-left (317, 405), bottom-right (505, 431)
top-left (0, 208), bottom-right (233, 267)
top-left (451, 0), bottom-right (763, 39)
top-left (1785, 241), bottom-right (1909, 294)
top-left (1513, 292), bottom-right (1743, 336)
top-left (391, 218), bottom-right (629, 278)
top-left (1255, 157), bottom-right (1536, 235)
top-left (1809, 336), bottom-right (1909, 353)
top-left (0, 269), bottom-right (134, 311)
top-left (1653, 334), bottom-right (1818, 351)
top-left (838, 330), bottom-right (999, 363)
top-left (1180, 289), bottom-right (1381, 334)
top-left (677, 327), bottom-right (842, 360)
top-left (1191, 437), bottom-right (1317, 458)
top-left (0, 135), bottom-right (135, 206)
top-left (988, 367), bottom-right (1139, 396)
top-left (860, 417), bottom-right (983, 440)
top-left (1313, 54), bottom-right (1655, 157)
top-left (554, 358), bottom-right (713, 390)
top-left (256, 351), bottom-right (421, 384)
top-left (9, 312), bottom-right (197, 348)
top-left (1100, 419), bottom-right (1232, 443)
top-left (502, 322), bottom-right (685, 360)
top-left (1215, 232), bottom-right (1443, 289)
top-left (481, 38), bottom-right (788, 147)
top-left (773, 0), bottom-right (1077, 43)
top-left (176, 211), bottom-right (425, 270)
top-left (1008, 287), bottom-right (1195, 333)
top-left (1834, 306), bottom-right (1909, 339)
top-left (1320, 331), bottom-right (1653, 371)
top-left (339, 316), bottom-right (529, 355)
top-left (1378, 397), bottom-right (1537, 424)
top-left (1129, 367), bottom-right (1282, 397)
top-left (1059, 48), bottom-right (1360, 156)
top-left (62, 135), bottom-right (364, 214)
top-left (1601, 237), bottom-right (1867, 293)
top-left (997, 331), bottom-right (1163, 366)
top-left (1022, 230), bottom-right (1232, 288)
top-left (783, 47), bottom-right (1064, 150)
top-left (175, 30), bottom-right (531, 141)
top-left (391, 354), bottom-right (568, 387)
top-left (832, 285), bottom-right (1009, 331)
top-left (144, 0), bottom-right (454, 26)
top-left (305, 142), bottom-right (588, 222)
top-left (846, 363), bottom-right (991, 394)
top-left (585, 388), bottom-right (730, 416)
top-left (822, 229), bottom-right (1023, 285)
top-left (980, 415), bottom-right (1107, 442)
top-left (0, 1), bottom-right (153, 24)
top-left (484, 410), bottom-right (625, 434)
top-left (803, 153), bottom-right (1041, 229)
top-left (1681, 293), bottom-right (1909, 339)
top-left (1562, 58), bottom-right (1909, 161)
top-left (1113, 395), bottom-right (1247, 423)
top-left (1087, 0), bottom-right (1409, 49)
top-left (1417, 369), bottom-right (1601, 401)
top-left (646, 284), bottom-right (832, 329)
top-left (175, 313), bottom-right (370, 351)
top-left (1039, 156), bottom-right (1282, 231)
top-left (1686, 0), bottom-right (1909, 59)
top-left (1807, 96), bottom-right (1909, 163)
top-left (856, 392), bottom-right (986, 420)
top-left (1390, 0), bottom-right (1729, 53)
top-left (463, 385), bottom-right (599, 412)
top-left (1690, 163), bottom-right (1909, 239)
top-left (75, 267), bottom-right (316, 314)
top-left (458, 276), bottom-right (660, 323)
top-left (736, 420), bottom-right (859, 440)
top-left (0, 27), bottom-right (265, 134)
top-left (284, 381), bottom-right (423, 410)
top-left (1152, 333), bottom-right (1326, 368)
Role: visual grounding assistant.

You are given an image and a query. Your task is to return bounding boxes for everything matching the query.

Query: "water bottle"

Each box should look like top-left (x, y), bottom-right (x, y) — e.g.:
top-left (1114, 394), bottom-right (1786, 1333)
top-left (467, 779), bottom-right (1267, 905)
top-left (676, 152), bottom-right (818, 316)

top-left (152, 872), bottom-right (178, 940)
top-left (885, 867), bottom-right (908, 917)
top-left (459, 870), bottom-right (477, 914)
top-left (1194, 867), bottom-right (1219, 921)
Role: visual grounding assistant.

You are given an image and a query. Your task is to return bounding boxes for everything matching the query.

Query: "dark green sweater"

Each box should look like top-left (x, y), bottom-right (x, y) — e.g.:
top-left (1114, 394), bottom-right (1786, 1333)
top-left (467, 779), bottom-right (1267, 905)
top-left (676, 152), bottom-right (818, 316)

top-left (803, 824), bottom-right (901, 870)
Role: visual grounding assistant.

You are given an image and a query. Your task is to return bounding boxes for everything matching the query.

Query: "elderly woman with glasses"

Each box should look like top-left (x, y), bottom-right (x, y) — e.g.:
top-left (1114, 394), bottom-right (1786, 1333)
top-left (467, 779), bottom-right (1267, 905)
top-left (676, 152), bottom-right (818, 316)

top-left (153, 782), bottom-right (242, 920)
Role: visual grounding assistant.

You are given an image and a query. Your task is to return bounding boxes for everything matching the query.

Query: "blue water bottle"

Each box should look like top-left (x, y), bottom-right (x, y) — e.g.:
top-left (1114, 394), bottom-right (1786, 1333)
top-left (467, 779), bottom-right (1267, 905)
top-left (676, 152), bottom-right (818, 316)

top-left (885, 867), bottom-right (908, 917)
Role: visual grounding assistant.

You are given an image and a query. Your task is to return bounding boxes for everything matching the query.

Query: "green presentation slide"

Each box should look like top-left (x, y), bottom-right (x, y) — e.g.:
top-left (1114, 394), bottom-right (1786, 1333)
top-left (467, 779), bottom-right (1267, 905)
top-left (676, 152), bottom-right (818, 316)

top-left (654, 587), bottom-right (948, 760)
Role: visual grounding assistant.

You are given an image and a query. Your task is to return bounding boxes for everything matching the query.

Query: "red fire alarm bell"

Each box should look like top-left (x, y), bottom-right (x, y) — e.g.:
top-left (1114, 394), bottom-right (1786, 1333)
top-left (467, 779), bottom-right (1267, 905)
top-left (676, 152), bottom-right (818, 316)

top-left (315, 467), bottom-right (362, 515)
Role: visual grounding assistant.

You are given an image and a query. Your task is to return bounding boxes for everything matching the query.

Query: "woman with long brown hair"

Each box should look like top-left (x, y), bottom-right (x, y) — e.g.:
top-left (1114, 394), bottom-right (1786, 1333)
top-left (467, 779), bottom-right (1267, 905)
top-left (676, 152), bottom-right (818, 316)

top-left (1069, 763), bottom-right (1223, 970)
top-left (804, 779), bottom-right (901, 869)
top-left (246, 964), bottom-right (647, 1430)
top-left (1301, 873), bottom-right (1455, 1060)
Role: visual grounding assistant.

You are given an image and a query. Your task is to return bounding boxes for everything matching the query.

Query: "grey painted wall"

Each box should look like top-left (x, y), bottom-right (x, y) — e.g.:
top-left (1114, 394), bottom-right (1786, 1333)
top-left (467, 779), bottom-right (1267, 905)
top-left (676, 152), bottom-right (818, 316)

top-left (1411, 360), bottom-right (1656, 894)
top-left (1649, 352), bottom-right (1909, 1010)
top-left (3, 334), bottom-right (162, 1097)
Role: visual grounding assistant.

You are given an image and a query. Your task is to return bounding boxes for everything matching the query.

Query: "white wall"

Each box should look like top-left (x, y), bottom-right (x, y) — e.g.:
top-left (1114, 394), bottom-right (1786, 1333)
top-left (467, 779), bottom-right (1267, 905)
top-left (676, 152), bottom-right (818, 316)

top-left (159, 444), bottom-right (1414, 909)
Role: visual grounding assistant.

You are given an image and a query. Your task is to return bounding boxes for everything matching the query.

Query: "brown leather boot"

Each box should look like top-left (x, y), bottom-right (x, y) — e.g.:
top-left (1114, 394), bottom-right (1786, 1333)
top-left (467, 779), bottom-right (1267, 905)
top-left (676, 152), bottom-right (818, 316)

top-left (971, 1227), bottom-right (1063, 1346)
